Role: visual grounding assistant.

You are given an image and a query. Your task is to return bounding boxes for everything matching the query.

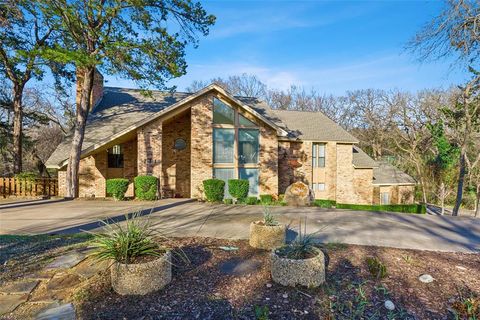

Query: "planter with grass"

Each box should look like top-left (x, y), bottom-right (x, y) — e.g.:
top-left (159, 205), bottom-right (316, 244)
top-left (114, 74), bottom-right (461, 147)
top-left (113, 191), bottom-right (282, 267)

top-left (90, 214), bottom-right (171, 295)
top-left (271, 227), bottom-right (325, 287)
top-left (249, 207), bottom-right (286, 250)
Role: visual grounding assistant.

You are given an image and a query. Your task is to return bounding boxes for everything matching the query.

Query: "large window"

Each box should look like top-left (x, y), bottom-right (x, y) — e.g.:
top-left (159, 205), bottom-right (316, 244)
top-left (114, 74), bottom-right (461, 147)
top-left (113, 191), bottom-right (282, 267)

top-left (312, 143), bottom-right (325, 168)
top-left (214, 168), bottom-right (235, 198)
top-left (213, 128), bottom-right (234, 163)
top-left (213, 98), bottom-right (234, 124)
top-left (239, 168), bottom-right (259, 196)
top-left (108, 145), bottom-right (123, 168)
top-left (238, 129), bottom-right (259, 164)
top-left (212, 98), bottom-right (260, 196)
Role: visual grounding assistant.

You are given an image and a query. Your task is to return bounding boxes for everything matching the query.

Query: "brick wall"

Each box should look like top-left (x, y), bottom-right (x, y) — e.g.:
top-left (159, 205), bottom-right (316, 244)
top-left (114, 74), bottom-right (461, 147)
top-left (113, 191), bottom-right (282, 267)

top-left (76, 151), bottom-right (107, 198)
top-left (162, 110), bottom-right (191, 198)
top-left (335, 144), bottom-right (356, 204)
top-left (278, 141), bottom-right (310, 194)
top-left (353, 168), bottom-right (373, 204)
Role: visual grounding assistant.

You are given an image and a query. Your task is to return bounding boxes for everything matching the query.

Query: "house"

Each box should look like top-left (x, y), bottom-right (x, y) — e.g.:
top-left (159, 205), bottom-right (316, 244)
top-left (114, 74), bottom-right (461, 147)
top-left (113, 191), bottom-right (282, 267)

top-left (46, 72), bottom-right (416, 205)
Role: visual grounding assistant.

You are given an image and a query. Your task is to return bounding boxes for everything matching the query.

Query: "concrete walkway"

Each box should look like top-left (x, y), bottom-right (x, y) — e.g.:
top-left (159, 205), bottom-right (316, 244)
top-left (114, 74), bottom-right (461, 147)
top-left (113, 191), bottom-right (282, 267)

top-left (1, 200), bottom-right (479, 253)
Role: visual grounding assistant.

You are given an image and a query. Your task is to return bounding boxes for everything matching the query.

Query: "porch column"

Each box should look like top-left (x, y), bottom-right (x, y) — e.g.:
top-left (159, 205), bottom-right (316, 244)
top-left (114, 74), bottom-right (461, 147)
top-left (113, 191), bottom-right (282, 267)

top-left (137, 120), bottom-right (163, 196)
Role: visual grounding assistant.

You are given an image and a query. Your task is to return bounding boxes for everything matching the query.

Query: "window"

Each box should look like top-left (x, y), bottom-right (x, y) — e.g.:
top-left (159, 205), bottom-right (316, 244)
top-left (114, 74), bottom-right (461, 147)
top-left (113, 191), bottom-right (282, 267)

top-left (174, 138), bottom-right (186, 150)
top-left (239, 114), bottom-right (256, 127)
top-left (312, 183), bottom-right (325, 191)
top-left (214, 168), bottom-right (235, 198)
top-left (312, 143), bottom-right (325, 167)
top-left (380, 192), bottom-right (390, 205)
top-left (239, 168), bottom-right (259, 196)
top-left (213, 98), bottom-right (234, 124)
top-left (108, 145), bottom-right (123, 168)
top-left (238, 129), bottom-right (259, 164)
top-left (213, 128), bottom-right (234, 163)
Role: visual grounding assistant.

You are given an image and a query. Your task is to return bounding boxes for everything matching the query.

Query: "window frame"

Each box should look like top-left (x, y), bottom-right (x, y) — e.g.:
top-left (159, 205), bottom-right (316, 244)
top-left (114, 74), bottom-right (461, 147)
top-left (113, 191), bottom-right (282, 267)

top-left (108, 144), bottom-right (124, 168)
top-left (312, 142), bottom-right (326, 168)
top-left (212, 97), bottom-right (260, 195)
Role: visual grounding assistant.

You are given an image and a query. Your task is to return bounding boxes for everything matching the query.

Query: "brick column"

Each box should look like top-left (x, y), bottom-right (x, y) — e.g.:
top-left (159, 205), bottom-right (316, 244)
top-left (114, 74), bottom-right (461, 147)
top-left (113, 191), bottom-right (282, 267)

top-left (137, 120), bottom-right (163, 191)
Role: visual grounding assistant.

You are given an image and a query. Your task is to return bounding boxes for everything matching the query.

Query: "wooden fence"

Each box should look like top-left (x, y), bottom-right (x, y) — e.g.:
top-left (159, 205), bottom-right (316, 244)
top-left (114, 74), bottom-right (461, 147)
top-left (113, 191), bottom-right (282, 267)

top-left (0, 177), bottom-right (58, 198)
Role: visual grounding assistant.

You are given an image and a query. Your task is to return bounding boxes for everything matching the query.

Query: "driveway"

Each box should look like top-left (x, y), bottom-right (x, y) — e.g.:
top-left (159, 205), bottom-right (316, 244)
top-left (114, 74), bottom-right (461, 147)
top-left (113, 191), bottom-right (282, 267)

top-left (1, 200), bottom-right (479, 253)
top-left (0, 198), bottom-right (192, 234)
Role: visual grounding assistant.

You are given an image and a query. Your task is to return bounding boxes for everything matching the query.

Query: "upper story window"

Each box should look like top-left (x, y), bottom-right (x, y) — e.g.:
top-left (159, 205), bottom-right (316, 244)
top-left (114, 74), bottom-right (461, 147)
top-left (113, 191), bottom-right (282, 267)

top-left (238, 114), bottom-right (256, 127)
top-left (312, 143), bottom-right (325, 168)
top-left (108, 144), bottom-right (124, 168)
top-left (213, 98), bottom-right (234, 125)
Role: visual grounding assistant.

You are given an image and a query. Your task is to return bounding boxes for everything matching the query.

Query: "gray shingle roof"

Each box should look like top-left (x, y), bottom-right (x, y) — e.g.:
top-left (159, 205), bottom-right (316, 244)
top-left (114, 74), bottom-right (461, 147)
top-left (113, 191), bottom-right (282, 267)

top-left (46, 87), bottom-right (191, 167)
top-left (272, 110), bottom-right (359, 143)
top-left (352, 146), bottom-right (378, 168)
top-left (373, 161), bottom-right (416, 185)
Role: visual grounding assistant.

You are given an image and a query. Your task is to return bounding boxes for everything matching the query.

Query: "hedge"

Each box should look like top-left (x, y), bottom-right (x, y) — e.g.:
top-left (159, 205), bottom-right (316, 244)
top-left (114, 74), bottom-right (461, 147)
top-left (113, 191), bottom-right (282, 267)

top-left (223, 198), bottom-right (233, 205)
top-left (134, 175), bottom-right (158, 201)
top-left (246, 196), bottom-right (259, 205)
top-left (312, 199), bottom-right (336, 208)
top-left (203, 179), bottom-right (225, 202)
top-left (260, 194), bottom-right (273, 205)
top-left (336, 203), bottom-right (426, 214)
top-left (228, 179), bottom-right (249, 201)
top-left (106, 178), bottom-right (130, 200)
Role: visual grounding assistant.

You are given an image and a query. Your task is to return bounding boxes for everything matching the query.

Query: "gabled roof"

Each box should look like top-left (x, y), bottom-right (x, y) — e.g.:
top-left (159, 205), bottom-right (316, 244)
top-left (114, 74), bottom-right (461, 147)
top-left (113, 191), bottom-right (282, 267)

top-left (46, 84), bottom-right (287, 168)
top-left (352, 146), bottom-right (378, 168)
top-left (272, 109), bottom-right (358, 143)
top-left (373, 161), bottom-right (417, 185)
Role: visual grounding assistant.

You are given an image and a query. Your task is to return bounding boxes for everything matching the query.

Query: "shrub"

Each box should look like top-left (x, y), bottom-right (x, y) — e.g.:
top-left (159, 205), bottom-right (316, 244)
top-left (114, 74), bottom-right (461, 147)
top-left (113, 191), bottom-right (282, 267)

top-left (312, 199), bottom-right (336, 208)
top-left (228, 179), bottom-right (249, 201)
top-left (134, 175), bottom-right (158, 201)
top-left (275, 220), bottom-right (316, 260)
top-left (106, 178), bottom-right (130, 200)
top-left (90, 213), bottom-right (163, 264)
top-left (366, 257), bottom-right (387, 279)
top-left (15, 172), bottom-right (38, 180)
top-left (203, 179), bottom-right (225, 202)
top-left (223, 198), bottom-right (233, 205)
top-left (260, 194), bottom-right (273, 205)
top-left (246, 196), bottom-right (258, 205)
top-left (263, 206), bottom-right (278, 226)
top-left (336, 203), bottom-right (425, 214)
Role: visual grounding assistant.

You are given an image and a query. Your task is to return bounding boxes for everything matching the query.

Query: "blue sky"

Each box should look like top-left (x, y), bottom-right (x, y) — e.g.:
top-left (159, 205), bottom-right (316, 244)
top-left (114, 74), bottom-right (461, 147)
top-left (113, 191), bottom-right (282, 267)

top-left (109, 0), bottom-right (466, 95)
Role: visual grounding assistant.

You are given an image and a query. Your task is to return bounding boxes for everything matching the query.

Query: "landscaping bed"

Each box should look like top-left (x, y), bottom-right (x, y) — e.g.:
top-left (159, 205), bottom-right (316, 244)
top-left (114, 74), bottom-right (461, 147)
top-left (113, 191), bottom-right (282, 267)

top-left (1, 235), bottom-right (479, 319)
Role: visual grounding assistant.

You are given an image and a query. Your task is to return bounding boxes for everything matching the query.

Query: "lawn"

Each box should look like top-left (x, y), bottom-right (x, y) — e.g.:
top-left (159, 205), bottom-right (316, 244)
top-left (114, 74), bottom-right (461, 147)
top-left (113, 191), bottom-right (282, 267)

top-left (0, 235), bottom-right (479, 319)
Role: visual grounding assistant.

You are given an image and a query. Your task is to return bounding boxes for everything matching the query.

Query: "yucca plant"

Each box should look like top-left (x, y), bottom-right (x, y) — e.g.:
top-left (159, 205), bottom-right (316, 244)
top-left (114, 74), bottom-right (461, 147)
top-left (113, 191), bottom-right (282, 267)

top-left (89, 213), bottom-right (164, 264)
top-left (263, 206), bottom-right (278, 226)
top-left (276, 219), bottom-right (318, 259)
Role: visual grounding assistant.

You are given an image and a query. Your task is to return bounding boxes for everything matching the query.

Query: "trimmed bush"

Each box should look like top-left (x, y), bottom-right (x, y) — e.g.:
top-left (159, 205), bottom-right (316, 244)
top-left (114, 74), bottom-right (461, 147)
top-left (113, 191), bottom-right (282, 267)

top-left (203, 179), bottom-right (225, 202)
top-left (246, 196), bottom-right (258, 205)
top-left (260, 194), bottom-right (274, 205)
top-left (336, 203), bottom-right (426, 214)
top-left (106, 178), bottom-right (130, 200)
top-left (312, 199), bottom-right (336, 208)
top-left (223, 198), bottom-right (233, 205)
top-left (228, 179), bottom-right (249, 201)
top-left (134, 175), bottom-right (158, 201)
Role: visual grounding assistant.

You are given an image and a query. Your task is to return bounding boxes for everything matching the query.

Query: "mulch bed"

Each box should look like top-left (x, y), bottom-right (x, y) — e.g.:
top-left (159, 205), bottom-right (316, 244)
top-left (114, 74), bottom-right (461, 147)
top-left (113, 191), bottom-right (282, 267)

top-left (71, 237), bottom-right (480, 320)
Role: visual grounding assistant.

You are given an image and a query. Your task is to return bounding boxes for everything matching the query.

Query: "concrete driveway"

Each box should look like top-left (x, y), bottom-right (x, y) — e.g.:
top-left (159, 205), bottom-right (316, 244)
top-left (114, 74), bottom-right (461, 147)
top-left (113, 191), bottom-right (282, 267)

top-left (1, 200), bottom-right (479, 253)
top-left (0, 198), bottom-right (191, 234)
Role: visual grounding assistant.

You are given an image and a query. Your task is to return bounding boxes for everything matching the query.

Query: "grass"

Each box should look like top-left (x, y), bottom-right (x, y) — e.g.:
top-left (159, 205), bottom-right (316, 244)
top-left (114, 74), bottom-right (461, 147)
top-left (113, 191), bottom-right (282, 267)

top-left (312, 199), bottom-right (336, 208)
top-left (336, 203), bottom-right (426, 214)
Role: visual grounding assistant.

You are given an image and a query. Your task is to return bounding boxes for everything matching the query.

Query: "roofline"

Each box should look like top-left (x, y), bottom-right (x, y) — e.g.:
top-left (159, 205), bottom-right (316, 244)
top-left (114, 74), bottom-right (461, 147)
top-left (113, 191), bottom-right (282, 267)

top-left (47, 84), bottom-right (288, 168)
top-left (277, 138), bottom-right (359, 143)
top-left (353, 165), bottom-right (379, 169)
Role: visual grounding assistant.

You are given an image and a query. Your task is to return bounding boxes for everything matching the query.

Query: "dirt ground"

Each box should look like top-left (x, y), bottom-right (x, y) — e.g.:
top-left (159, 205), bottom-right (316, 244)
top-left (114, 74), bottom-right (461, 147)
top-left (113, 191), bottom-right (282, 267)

top-left (1, 236), bottom-right (479, 319)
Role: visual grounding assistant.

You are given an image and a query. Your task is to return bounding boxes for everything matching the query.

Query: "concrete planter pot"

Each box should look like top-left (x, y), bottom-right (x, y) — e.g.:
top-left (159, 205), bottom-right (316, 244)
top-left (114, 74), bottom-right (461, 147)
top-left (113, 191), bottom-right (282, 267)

top-left (271, 247), bottom-right (325, 287)
top-left (249, 221), bottom-right (286, 250)
top-left (110, 251), bottom-right (172, 295)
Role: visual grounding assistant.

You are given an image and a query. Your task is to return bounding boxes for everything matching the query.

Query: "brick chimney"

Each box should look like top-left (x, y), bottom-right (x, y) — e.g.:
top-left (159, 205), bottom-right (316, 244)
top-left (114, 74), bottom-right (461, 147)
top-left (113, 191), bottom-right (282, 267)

top-left (76, 68), bottom-right (104, 111)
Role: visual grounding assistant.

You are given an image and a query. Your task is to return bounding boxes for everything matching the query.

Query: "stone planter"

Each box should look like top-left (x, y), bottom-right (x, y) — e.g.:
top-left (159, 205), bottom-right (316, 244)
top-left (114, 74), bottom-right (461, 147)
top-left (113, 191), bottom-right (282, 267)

top-left (271, 247), bottom-right (325, 287)
top-left (249, 221), bottom-right (286, 250)
top-left (110, 251), bottom-right (172, 295)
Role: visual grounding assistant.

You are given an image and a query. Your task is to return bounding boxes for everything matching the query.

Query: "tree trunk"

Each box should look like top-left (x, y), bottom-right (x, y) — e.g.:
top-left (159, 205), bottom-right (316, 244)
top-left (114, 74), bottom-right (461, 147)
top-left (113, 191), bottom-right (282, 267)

top-left (65, 68), bottom-right (95, 198)
top-left (475, 185), bottom-right (479, 217)
top-left (12, 84), bottom-right (24, 174)
top-left (452, 148), bottom-right (467, 216)
top-left (440, 182), bottom-right (445, 215)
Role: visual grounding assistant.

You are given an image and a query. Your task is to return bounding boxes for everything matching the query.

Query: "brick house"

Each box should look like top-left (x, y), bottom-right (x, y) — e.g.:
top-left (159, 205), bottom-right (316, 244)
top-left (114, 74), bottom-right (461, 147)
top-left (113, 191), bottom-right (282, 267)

top-left (46, 74), bottom-right (415, 205)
